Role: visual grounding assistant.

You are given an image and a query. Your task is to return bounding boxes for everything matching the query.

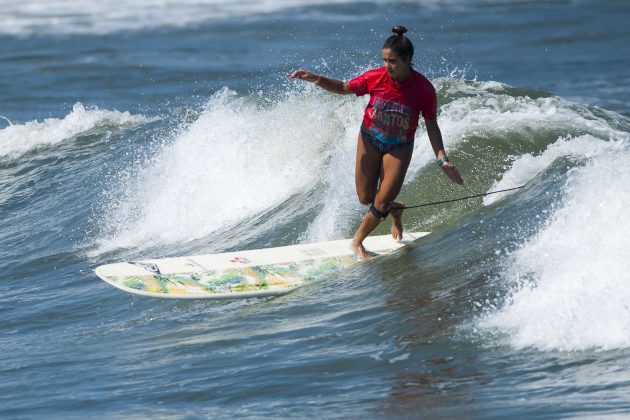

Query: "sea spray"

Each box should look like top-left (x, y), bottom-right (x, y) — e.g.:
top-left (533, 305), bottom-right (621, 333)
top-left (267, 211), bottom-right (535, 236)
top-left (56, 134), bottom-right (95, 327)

top-left (479, 137), bottom-right (630, 351)
top-left (95, 88), bottom-right (352, 251)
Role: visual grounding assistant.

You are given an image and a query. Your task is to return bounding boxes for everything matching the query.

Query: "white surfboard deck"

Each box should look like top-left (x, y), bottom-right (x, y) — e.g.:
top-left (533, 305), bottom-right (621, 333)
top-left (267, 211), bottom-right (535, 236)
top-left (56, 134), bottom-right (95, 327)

top-left (95, 232), bottom-right (430, 300)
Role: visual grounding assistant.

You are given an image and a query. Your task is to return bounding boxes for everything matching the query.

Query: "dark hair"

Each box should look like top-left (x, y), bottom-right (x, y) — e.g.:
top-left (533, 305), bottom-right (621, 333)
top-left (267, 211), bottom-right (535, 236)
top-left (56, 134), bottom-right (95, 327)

top-left (383, 25), bottom-right (414, 60)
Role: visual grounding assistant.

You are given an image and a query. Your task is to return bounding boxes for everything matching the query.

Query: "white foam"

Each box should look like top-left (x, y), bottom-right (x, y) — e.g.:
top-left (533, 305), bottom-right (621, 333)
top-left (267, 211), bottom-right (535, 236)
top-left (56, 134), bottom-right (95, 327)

top-left (484, 134), bottom-right (628, 205)
top-left (95, 87), bottom-right (345, 251)
top-left (426, 78), bottom-right (630, 205)
top-left (0, 103), bottom-right (149, 161)
top-left (478, 135), bottom-right (630, 351)
top-left (0, 0), bottom-right (364, 36)
top-left (438, 86), bottom-right (625, 146)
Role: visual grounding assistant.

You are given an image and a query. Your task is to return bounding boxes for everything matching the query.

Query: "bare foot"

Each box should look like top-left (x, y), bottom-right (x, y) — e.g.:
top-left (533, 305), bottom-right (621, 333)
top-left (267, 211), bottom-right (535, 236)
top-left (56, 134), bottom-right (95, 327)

top-left (390, 201), bottom-right (404, 241)
top-left (350, 240), bottom-right (374, 260)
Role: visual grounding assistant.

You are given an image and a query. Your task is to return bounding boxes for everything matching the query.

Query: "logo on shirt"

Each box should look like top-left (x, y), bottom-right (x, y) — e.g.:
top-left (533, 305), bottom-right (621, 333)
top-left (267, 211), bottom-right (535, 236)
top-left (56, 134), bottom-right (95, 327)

top-left (369, 97), bottom-right (412, 141)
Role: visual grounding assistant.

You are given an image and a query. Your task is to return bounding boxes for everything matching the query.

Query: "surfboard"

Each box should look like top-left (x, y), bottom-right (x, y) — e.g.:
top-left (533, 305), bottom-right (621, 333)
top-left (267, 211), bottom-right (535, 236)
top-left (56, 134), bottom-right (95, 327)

top-left (94, 232), bottom-right (429, 300)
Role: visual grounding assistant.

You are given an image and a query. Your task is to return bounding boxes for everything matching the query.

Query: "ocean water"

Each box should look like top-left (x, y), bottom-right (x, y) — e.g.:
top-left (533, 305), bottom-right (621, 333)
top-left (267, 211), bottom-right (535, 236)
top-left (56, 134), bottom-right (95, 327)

top-left (2, 0), bottom-right (630, 417)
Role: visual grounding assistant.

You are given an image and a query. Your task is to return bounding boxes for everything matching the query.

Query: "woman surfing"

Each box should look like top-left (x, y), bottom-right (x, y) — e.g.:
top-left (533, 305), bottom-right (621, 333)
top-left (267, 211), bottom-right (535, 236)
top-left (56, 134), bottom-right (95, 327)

top-left (289, 25), bottom-right (463, 259)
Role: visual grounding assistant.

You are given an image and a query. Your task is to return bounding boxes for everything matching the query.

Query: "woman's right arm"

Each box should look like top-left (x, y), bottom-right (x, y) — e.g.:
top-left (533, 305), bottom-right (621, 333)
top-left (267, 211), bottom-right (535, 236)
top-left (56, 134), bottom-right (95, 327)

top-left (288, 70), bottom-right (353, 95)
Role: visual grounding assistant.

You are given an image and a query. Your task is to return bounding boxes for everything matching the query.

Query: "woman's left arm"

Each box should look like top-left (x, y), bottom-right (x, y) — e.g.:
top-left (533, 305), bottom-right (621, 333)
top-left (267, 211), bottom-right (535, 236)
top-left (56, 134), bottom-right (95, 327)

top-left (425, 118), bottom-right (464, 185)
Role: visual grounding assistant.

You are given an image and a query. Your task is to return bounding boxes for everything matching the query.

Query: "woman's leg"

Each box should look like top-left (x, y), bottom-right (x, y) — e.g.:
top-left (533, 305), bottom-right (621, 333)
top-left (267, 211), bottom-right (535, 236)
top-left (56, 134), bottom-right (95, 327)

top-left (375, 147), bottom-right (413, 241)
top-left (352, 143), bottom-right (413, 258)
top-left (354, 133), bottom-right (383, 206)
top-left (352, 134), bottom-right (382, 258)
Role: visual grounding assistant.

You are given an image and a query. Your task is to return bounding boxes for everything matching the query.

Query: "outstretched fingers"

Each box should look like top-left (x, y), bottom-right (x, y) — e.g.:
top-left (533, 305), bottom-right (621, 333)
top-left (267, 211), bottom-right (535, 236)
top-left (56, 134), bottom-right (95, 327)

top-left (288, 69), bottom-right (317, 83)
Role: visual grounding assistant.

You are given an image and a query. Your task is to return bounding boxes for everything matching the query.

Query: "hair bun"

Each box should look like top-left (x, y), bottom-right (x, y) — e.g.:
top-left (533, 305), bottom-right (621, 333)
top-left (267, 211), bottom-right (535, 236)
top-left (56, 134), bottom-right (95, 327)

top-left (392, 25), bottom-right (408, 36)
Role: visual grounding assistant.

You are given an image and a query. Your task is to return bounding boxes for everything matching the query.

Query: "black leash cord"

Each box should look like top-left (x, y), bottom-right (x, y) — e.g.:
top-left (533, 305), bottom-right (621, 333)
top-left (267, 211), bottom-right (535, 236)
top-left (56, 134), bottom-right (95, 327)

top-left (398, 185), bottom-right (527, 210)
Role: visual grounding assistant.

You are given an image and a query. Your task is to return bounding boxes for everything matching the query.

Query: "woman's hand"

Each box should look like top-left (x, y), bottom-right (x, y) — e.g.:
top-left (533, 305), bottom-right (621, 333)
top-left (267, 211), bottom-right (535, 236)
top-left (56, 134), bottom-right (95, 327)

top-left (441, 161), bottom-right (464, 185)
top-left (288, 70), bottom-right (351, 94)
top-left (288, 69), bottom-right (319, 83)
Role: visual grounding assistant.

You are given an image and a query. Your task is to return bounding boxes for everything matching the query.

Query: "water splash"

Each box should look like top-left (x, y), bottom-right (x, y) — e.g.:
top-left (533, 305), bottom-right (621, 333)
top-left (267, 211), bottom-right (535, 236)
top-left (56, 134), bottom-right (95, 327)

top-left (94, 87), bottom-right (347, 252)
top-left (0, 103), bottom-right (150, 161)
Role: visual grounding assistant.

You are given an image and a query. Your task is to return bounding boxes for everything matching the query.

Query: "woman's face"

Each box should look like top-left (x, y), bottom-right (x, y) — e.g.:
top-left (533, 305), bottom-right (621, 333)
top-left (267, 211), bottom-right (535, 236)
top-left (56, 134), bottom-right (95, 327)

top-left (382, 48), bottom-right (411, 82)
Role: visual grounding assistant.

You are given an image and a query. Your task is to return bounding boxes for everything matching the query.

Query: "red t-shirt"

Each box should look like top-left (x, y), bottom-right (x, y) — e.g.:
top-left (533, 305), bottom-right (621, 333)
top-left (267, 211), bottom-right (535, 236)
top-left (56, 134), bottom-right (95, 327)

top-left (348, 67), bottom-right (437, 144)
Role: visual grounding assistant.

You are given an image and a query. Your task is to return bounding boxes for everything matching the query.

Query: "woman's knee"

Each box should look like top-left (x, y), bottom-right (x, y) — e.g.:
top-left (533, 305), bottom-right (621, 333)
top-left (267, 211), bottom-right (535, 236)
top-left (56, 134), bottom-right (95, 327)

top-left (357, 190), bottom-right (375, 205)
top-left (373, 197), bottom-right (393, 212)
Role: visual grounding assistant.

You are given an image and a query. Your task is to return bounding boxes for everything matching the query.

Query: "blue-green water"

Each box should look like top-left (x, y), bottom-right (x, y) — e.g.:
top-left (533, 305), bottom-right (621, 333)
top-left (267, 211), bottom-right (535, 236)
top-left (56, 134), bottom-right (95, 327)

top-left (1, 0), bottom-right (630, 417)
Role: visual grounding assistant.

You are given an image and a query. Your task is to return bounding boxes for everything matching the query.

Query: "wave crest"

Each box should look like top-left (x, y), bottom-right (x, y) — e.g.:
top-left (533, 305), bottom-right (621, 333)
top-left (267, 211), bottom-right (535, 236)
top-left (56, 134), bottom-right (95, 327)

top-left (0, 103), bottom-right (150, 161)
